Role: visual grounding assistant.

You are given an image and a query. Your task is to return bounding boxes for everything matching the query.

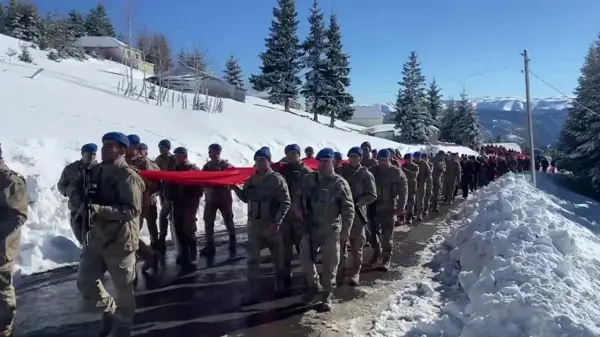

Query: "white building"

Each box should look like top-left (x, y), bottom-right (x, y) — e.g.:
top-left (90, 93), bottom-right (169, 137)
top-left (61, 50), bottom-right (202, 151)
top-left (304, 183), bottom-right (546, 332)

top-left (348, 104), bottom-right (393, 127)
top-left (360, 124), bottom-right (440, 144)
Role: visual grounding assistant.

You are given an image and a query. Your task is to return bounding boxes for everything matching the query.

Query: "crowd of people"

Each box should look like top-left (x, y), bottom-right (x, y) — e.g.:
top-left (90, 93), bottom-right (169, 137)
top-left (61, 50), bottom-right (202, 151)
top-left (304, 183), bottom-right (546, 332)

top-left (0, 136), bottom-right (526, 337)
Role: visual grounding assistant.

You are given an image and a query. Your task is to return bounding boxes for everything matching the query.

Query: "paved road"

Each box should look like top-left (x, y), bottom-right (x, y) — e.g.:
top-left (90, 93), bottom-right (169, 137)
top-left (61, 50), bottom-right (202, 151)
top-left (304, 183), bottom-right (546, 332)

top-left (15, 201), bottom-right (463, 337)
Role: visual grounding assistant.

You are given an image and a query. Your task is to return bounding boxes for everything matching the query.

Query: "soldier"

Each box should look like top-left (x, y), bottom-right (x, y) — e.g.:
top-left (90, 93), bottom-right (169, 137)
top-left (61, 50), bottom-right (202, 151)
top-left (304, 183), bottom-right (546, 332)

top-left (333, 151), bottom-right (343, 171)
top-left (68, 132), bottom-right (144, 337)
top-left (279, 144), bottom-right (312, 287)
top-left (125, 134), bottom-right (160, 272)
top-left (443, 153), bottom-right (462, 204)
top-left (402, 153), bottom-right (419, 225)
top-left (201, 143), bottom-right (237, 259)
top-left (360, 142), bottom-right (377, 168)
top-left (154, 139), bottom-right (176, 257)
top-left (232, 147), bottom-right (290, 303)
top-left (300, 148), bottom-right (354, 312)
top-left (360, 142), bottom-right (377, 244)
top-left (414, 152), bottom-right (431, 221)
top-left (167, 147), bottom-right (203, 271)
top-left (57, 143), bottom-right (98, 245)
top-left (368, 149), bottom-right (407, 271)
top-left (430, 151), bottom-right (446, 212)
top-left (303, 146), bottom-right (315, 161)
top-left (336, 146), bottom-right (376, 285)
top-left (0, 144), bottom-right (29, 337)
top-left (139, 143), bottom-right (148, 158)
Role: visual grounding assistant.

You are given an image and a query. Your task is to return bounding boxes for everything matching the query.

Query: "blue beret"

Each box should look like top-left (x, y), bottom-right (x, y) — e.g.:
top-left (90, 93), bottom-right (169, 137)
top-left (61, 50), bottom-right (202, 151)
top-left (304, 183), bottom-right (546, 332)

top-left (127, 134), bottom-right (141, 145)
top-left (305, 146), bottom-right (314, 153)
top-left (404, 153), bottom-right (412, 159)
top-left (139, 143), bottom-right (148, 150)
top-left (254, 147), bottom-right (271, 160)
top-left (377, 149), bottom-right (391, 159)
top-left (413, 152), bottom-right (421, 158)
top-left (285, 144), bottom-right (301, 154)
top-left (347, 146), bottom-right (363, 157)
top-left (173, 147), bottom-right (187, 155)
top-left (81, 143), bottom-right (97, 153)
top-left (102, 132), bottom-right (129, 148)
top-left (158, 139), bottom-right (171, 149)
top-left (333, 152), bottom-right (342, 161)
top-left (420, 152), bottom-right (428, 158)
top-left (316, 148), bottom-right (334, 160)
top-left (209, 143), bottom-right (222, 152)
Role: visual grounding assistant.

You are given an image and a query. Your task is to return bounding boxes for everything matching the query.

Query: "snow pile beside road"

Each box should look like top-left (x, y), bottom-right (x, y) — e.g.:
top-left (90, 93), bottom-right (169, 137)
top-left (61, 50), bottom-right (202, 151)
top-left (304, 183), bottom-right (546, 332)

top-left (372, 174), bottom-right (600, 337)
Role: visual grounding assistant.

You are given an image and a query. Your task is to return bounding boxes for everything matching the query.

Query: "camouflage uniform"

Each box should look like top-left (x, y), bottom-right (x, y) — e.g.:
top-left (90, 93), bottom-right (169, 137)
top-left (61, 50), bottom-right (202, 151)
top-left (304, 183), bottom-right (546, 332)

top-left (369, 164), bottom-right (407, 268)
top-left (68, 156), bottom-right (144, 336)
top-left (280, 161), bottom-right (312, 279)
top-left (416, 158), bottom-right (432, 220)
top-left (154, 153), bottom-right (176, 252)
top-left (235, 168), bottom-right (290, 292)
top-left (337, 164), bottom-right (376, 284)
top-left (300, 171), bottom-right (354, 305)
top-left (443, 158), bottom-right (462, 204)
top-left (57, 159), bottom-right (96, 244)
top-left (201, 159), bottom-right (236, 256)
top-left (402, 161), bottom-right (419, 223)
top-left (0, 160), bottom-right (28, 337)
top-left (430, 152), bottom-right (446, 211)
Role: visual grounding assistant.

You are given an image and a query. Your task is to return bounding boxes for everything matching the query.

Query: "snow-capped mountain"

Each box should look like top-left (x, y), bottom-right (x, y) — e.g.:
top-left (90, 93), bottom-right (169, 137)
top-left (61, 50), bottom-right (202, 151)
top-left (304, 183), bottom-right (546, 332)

top-left (471, 96), bottom-right (572, 112)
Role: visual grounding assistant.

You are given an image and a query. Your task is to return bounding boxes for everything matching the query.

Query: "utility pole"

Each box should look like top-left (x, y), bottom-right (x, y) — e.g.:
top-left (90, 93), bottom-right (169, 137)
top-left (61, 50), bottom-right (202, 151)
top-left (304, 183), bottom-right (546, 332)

top-left (127, 0), bottom-right (134, 97)
top-left (522, 49), bottom-right (536, 187)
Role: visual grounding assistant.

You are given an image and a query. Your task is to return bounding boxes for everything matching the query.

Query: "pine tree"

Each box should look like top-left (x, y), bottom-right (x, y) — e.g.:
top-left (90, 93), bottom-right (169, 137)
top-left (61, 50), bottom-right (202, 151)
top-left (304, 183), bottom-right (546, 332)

top-left (6, 0), bottom-right (22, 39)
top-left (301, 0), bottom-right (328, 121)
top-left (426, 79), bottom-right (443, 128)
top-left (66, 9), bottom-right (86, 38)
top-left (0, 4), bottom-right (6, 35)
top-left (85, 4), bottom-right (115, 37)
top-left (249, 0), bottom-right (302, 112)
top-left (6, 0), bottom-right (40, 43)
top-left (439, 98), bottom-right (458, 143)
top-left (223, 55), bottom-right (244, 88)
top-left (394, 51), bottom-right (430, 144)
top-left (454, 90), bottom-right (483, 148)
top-left (557, 35), bottom-right (600, 190)
top-left (323, 13), bottom-right (354, 126)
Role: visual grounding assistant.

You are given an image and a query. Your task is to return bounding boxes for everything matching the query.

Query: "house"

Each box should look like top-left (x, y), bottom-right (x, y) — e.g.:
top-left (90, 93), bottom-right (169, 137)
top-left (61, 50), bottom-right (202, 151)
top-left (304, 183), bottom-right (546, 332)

top-left (73, 36), bottom-right (155, 74)
top-left (348, 104), bottom-right (394, 127)
top-left (146, 65), bottom-right (247, 103)
top-left (360, 124), bottom-right (440, 144)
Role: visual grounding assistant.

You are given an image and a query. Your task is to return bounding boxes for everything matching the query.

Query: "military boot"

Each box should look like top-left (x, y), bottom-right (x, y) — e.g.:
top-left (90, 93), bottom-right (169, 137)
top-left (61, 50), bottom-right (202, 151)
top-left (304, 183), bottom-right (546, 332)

top-left (228, 235), bottom-right (237, 258)
top-left (347, 274), bottom-right (360, 286)
top-left (368, 249), bottom-right (380, 265)
top-left (422, 210), bottom-right (429, 217)
top-left (199, 245), bottom-right (216, 258)
top-left (302, 283), bottom-right (322, 304)
top-left (97, 312), bottom-right (114, 337)
top-left (317, 291), bottom-right (333, 312)
top-left (405, 214), bottom-right (413, 225)
top-left (381, 256), bottom-right (391, 272)
top-left (141, 251), bottom-right (158, 273)
top-left (189, 241), bottom-right (198, 263)
top-left (416, 214), bottom-right (424, 222)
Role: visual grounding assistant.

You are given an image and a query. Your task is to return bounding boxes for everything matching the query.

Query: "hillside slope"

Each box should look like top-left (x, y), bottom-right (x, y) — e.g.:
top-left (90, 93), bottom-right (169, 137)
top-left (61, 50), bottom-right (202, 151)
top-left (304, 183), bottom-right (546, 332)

top-left (0, 34), bottom-right (477, 275)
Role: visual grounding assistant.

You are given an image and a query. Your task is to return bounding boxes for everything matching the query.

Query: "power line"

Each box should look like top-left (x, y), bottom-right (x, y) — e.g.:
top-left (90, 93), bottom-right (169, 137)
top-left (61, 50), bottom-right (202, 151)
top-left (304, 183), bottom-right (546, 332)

top-left (528, 70), bottom-right (600, 119)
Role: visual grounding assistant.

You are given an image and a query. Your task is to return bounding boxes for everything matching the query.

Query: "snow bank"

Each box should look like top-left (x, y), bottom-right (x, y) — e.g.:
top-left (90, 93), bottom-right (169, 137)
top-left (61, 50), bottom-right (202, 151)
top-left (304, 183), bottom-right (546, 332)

top-left (374, 174), bottom-right (600, 337)
top-left (0, 33), bottom-right (477, 275)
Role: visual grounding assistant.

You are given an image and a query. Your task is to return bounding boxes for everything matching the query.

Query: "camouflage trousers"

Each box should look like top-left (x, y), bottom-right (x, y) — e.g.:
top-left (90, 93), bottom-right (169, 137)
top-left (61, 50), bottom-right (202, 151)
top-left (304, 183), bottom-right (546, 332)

top-left (203, 199), bottom-right (236, 249)
top-left (281, 213), bottom-right (303, 275)
top-left (370, 210), bottom-right (395, 258)
top-left (424, 179), bottom-right (432, 212)
top-left (406, 185), bottom-right (417, 214)
top-left (299, 225), bottom-right (340, 293)
top-left (158, 195), bottom-right (171, 240)
top-left (247, 222), bottom-right (285, 290)
top-left (416, 183), bottom-right (426, 214)
top-left (142, 203), bottom-right (159, 244)
top-left (69, 215), bottom-right (84, 246)
top-left (431, 178), bottom-right (442, 209)
top-left (337, 218), bottom-right (365, 280)
top-left (172, 202), bottom-right (199, 261)
top-left (77, 248), bottom-right (137, 334)
top-left (0, 266), bottom-right (15, 337)
top-left (443, 179), bottom-right (456, 202)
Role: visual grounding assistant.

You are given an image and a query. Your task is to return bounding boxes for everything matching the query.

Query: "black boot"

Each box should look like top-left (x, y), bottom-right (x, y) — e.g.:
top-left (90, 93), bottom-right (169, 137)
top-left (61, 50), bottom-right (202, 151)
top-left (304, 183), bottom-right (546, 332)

top-left (199, 245), bottom-right (216, 258)
top-left (228, 235), bottom-right (237, 258)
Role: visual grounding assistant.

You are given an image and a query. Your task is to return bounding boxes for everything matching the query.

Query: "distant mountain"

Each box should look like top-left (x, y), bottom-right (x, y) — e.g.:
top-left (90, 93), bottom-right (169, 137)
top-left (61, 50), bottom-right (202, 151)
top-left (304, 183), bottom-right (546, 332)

top-left (352, 97), bottom-right (571, 147)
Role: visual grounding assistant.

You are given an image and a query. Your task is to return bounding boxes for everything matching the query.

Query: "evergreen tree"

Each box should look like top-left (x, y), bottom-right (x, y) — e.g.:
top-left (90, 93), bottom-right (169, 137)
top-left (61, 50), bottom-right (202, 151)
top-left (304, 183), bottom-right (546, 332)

top-left (6, 0), bottom-right (40, 44)
top-left (177, 47), bottom-right (208, 71)
top-left (301, 0), bottom-right (328, 121)
top-left (0, 4), bottom-right (6, 35)
top-left (394, 51), bottom-right (430, 144)
top-left (223, 55), bottom-right (244, 88)
top-left (66, 9), bottom-right (86, 38)
top-left (426, 79), bottom-right (443, 128)
top-left (323, 13), bottom-right (354, 125)
top-left (249, 0), bottom-right (302, 112)
top-left (85, 4), bottom-right (115, 37)
top-left (557, 35), bottom-right (600, 190)
top-left (5, 0), bottom-right (23, 38)
top-left (136, 29), bottom-right (172, 74)
top-left (454, 90), bottom-right (483, 148)
top-left (439, 98), bottom-right (458, 143)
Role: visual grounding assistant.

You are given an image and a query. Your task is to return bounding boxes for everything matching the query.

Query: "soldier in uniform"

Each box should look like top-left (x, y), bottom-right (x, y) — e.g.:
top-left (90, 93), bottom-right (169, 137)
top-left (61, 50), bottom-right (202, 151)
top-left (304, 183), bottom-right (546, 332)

top-left (368, 149), bottom-right (407, 271)
top-left (0, 144), bottom-right (29, 337)
top-left (414, 152), bottom-right (432, 222)
top-left (279, 144), bottom-right (312, 287)
top-left (138, 143), bottom-right (148, 158)
top-left (430, 151), bottom-right (446, 212)
top-left (336, 146), bottom-right (376, 286)
top-left (402, 153), bottom-right (419, 225)
top-left (443, 153), bottom-right (462, 204)
top-left (300, 148), bottom-right (354, 312)
top-left (232, 147), bottom-right (290, 303)
top-left (360, 142), bottom-right (377, 168)
top-left (200, 143), bottom-right (237, 258)
top-left (333, 151), bottom-right (343, 171)
top-left (57, 143), bottom-right (98, 245)
top-left (68, 132), bottom-right (145, 337)
top-left (154, 139), bottom-right (176, 257)
top-left (303, 146), bottom-right (315, 161)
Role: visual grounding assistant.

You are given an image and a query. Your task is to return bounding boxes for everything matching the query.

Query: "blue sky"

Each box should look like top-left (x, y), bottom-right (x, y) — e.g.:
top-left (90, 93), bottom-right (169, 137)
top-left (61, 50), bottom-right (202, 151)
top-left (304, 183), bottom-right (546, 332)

top-left (33, 0), bottom-right (600, 105)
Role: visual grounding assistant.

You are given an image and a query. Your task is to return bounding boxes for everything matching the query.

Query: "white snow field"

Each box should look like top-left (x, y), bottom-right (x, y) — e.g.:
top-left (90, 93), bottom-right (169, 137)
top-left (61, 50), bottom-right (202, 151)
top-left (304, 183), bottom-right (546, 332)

top-left (370, 174), bottom-right (600, 337)
top-left (0, 33), bottom-right (478, 275)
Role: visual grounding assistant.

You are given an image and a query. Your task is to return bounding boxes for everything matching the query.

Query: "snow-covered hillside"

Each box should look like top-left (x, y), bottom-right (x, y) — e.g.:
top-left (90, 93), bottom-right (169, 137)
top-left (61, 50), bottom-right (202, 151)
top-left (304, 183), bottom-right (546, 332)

top-left (472, 96), bottom-right (572, 112)
top-left (372, 174), bottom-right (600, 337)
top-left (0, 34), bottom-right (478, 275)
